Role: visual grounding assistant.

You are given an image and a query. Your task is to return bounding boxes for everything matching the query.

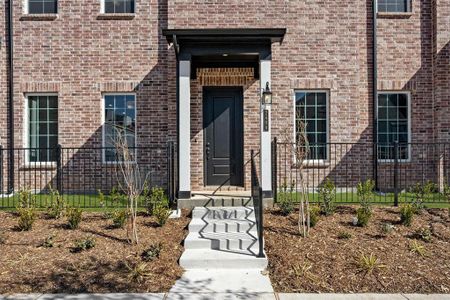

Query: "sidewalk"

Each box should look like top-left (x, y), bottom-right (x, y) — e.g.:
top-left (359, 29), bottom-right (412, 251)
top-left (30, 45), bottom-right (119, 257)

top-left (3, 293), bottom-right (450, 300)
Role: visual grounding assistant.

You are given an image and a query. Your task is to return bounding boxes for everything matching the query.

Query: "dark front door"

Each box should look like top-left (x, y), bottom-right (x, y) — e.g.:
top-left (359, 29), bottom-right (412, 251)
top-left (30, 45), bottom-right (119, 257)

top-left (203, 87), bottom-right (244, 186)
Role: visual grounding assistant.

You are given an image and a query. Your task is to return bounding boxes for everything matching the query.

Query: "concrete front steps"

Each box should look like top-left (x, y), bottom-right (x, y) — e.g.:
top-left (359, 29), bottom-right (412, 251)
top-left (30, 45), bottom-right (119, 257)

top-left (179, 206), bottom-right (268, 270)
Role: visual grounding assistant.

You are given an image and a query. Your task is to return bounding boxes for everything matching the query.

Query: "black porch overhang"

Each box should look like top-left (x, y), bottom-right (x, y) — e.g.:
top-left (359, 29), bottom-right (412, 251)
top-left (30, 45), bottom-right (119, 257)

top-left (162, 28), bottom-right (286, 79)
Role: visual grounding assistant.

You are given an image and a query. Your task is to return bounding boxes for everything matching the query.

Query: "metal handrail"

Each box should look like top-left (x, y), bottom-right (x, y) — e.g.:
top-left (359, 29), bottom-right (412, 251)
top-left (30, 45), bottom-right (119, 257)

top-left (250, 149), bottom-right (265, 258)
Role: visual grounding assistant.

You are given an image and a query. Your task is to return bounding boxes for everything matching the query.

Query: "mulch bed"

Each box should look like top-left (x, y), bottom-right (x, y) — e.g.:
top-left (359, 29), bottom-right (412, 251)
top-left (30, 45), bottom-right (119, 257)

top-left (0, 210), bottom-right (190, 294)
top-left (265, 206), bottom-right (450, 293)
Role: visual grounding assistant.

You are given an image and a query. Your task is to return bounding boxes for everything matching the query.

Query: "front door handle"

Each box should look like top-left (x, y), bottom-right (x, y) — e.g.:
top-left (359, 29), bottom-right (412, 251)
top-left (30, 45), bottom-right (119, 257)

top-left (206, 143), bottom-right (210, 160)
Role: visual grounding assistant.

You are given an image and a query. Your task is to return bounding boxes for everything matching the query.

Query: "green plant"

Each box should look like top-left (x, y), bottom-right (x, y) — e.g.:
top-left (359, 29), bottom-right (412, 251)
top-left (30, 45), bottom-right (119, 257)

top-left (337, 231), bottom-right (352, 239)
top-left (17, 207), bottom-right (37, 231)
top-left (356, 207), bottom-right (372, 227)
top-left (0, 231), bottom-right (6, 244)
top-left (153, 204), bottom-right (172, 227)
top-left (400, 204), bottom-right (414, 226)
top-left (111, 209), bottom-right (129, 228)
top-left (357, 253), bottom-right (385, 274)
top-left (141, 243), bottom-right (162, 262)
top-left (17, 189), bottom-right (36, 208)
top-left (415, 227), bottom-right (432, 242)
top-left (410, 181), bottom-right (437, 212)
top-left (109, 186), bottom-right (125, 206)
top-left (308, 205), bottom-right (320, 227)
top-left (41, 234), bottom-right (56, 248)
top-left (146, 186), bottom-right (169, 215)
top-left (278, 179), bottom-right (296, 216)
top-left (126, 262), bottom-right (152, 283)
top-left (318, 178), bottom-right (335, 215)
top-left (442, 183), bottom-right (450, 217)
top-left (357, 179), bottom-right (375, 211)
top-left (72, 236), bottom-right (96, 253)
top-left (66, 207), bottom-right (83, 229)
top-left (98, 189), bottom-right (106, 207)
top-left (380, 222), bottom-right (394, 235)
top-left (409, 240), bottom-right (426, 257)
top-left (46, 186), bottom-right (66, 219)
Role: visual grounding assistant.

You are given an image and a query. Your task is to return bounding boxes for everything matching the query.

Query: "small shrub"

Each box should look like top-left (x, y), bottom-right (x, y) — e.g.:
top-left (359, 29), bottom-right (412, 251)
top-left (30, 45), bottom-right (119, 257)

top-left (41, 234), bottom-right (56, 248)
top-left (357, 253), bottom-right (385, 274)
top-left (146, 186), bottom-right (169, 215)
top-left (153, 204), bottom-right (172, 227)
top-left (309, 205), bottom-right (320, 227)
top-left (357, 179), bottom-right (374, 209)
top-left (318, 178), bottom-right (335, 216)
top-left (110, 186), bottom-right (125, 206)
top-left (380, 222), bottom-right (394, 236)
top-left (356, 207), bottom-right (372, 227)
top-left (126, 262), bottom-right (152, 283)
top-left (98, 189), bottom-right (106, 207)
top-left (66, 207), bottom-right (83, 229)
top-left (0, 231), bottom-right (6, 244)
top-left (409, 240), bottom-right (426, 257)
top-left (337, 231), bottom-right (352, 240)
top-left (46, 186), bottom-right (66, 219)
top-left (442, 183), bottom-right (450, 217)
top-left (277, 180), bottom-right (296, 216)
top-left (72, 236), bottom-right (96, 253)
top-left (410, 181), bottom-right (436, 213)
top-left (17, 189), bottom-right (36, 208)
top-left (17, 207), bottom-right (37, 231)
top-left (400, 204), bottom-right (414, 226)
top-left (111, 209), bottom-right (129, 228)
top-left (415, 227), bottom-right (432, 242)
top-left (141, 242), bottom-right (162, 262)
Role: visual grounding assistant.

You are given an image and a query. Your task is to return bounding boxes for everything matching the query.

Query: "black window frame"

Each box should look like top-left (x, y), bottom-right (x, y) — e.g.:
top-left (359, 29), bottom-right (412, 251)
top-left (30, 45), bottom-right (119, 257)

top-left (28, 0), bottom-right (58, 14)
top-left (103, 0), bottom-right (135, 14)
top-left (378, 0), bottom-right (411, 13)
top-left (295, 90), bottom-right (329, 161)
top-left (377, 92), bottom-right (411, 161)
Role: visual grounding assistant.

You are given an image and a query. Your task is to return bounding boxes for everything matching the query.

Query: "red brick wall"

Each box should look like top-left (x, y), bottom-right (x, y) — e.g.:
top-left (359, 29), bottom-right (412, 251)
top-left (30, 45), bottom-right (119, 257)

top-left (0, 0), bottom-right (448, 195)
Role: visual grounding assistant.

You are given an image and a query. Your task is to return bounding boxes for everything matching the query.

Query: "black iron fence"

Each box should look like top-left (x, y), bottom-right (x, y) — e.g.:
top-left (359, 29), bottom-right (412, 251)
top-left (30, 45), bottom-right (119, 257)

top-left (272, 140), bottom-right (450, 205)
top-left (0, 142), bottom-right (176, 208)
top-left (250, 150), bottom-right (265, 258)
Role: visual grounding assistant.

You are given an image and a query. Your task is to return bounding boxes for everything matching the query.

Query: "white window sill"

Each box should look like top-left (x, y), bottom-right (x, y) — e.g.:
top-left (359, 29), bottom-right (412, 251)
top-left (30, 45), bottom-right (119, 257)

top-left (291, 160), bottom-right (331, 169)
top-left (378, 159), bottom-right (411, 164)
top-left (20, 14), bottom-right (58, 21)
top-left (21, 162), bottom-right (57, 170)
top-left (97, 13), bottom-right (135, 20)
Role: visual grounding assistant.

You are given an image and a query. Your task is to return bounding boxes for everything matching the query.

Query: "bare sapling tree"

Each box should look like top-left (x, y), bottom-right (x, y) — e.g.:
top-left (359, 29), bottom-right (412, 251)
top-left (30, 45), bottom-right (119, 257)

top-left (113, 126), bottom-right (148, 245)
top-left (280, 112), bottom-right (310, 237)
top-left (294, 117), bottom-right (310, 237)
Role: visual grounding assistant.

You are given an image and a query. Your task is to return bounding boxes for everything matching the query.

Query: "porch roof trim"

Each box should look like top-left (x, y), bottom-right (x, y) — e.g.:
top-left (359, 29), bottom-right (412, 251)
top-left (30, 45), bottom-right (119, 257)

top-left (162, 28), bottom-right (286, 44)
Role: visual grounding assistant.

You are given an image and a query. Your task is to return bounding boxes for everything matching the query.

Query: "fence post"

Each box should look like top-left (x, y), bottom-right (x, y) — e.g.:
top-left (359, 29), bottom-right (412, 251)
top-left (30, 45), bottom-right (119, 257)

top-left (56, 144), bottom-right (62, 194)
top-left (167, 141), bottom-right (175, 205)
top-left (0, 145), bottom-right (3, 194)
top-left (272, 137), bottom-right (277, 203)
top-left (394, 141), bottom-right (399, 207)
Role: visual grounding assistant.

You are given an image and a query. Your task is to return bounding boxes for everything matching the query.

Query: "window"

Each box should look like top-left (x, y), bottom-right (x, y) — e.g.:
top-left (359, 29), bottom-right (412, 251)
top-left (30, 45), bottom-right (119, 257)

top-left (103, 0), bottom-right (135, 13)
top-left (27, 95), bottom-right (58, 162)
top-left (28, 0), bottom-right (57, 14)
top-left (295, 91), bottom-right (328, 160)
top-left (377, 92), bottom-right (410, 160)
top-left (378, 0), bottom-right (411, 12)
top-left (103, 94), bottom-right (136, 162)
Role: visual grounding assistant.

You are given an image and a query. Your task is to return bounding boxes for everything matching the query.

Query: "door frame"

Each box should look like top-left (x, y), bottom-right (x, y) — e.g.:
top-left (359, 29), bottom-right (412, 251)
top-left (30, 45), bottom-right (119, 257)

top-left (202, 86), bottom-right (244, 187)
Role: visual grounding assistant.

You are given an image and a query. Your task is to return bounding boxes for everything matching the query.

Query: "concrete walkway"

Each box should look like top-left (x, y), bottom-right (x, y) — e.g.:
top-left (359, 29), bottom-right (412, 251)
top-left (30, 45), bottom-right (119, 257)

top-left (3, 293), bottom-right (450, 299)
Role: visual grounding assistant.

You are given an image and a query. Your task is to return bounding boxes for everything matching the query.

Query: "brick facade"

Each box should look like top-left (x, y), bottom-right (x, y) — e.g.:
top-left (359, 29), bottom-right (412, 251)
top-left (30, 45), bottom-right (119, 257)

top-left (0, 0), bottom-right (449, 195)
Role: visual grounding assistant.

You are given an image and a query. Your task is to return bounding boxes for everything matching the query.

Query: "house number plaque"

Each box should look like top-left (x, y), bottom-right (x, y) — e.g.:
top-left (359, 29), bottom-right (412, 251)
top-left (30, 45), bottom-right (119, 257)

top-left (263, 109), bottom-right (269, 132)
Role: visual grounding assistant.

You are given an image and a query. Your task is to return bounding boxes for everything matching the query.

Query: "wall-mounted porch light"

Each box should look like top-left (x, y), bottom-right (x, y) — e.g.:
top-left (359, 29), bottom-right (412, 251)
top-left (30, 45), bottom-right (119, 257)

top-left (262, 82), bottom-right (272, 105)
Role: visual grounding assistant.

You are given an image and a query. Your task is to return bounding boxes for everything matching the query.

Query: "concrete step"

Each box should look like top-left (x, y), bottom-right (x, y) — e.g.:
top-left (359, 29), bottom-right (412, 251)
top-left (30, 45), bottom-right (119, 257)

top-left (179, 249), bottom-right (268, 270)
top-left (188, 218), bottom-right (256, 233)
top-left (184, 232), bottom-right (258, 251)
top-left (192, 206), bottom-right (255, 220)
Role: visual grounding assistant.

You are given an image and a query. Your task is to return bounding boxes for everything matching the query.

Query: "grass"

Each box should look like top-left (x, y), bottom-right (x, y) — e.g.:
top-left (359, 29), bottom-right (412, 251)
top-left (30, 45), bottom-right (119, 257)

top-left (0, 193), bottom-right (151, 212)
top-left (275, 191), bottom-right (450, 208)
